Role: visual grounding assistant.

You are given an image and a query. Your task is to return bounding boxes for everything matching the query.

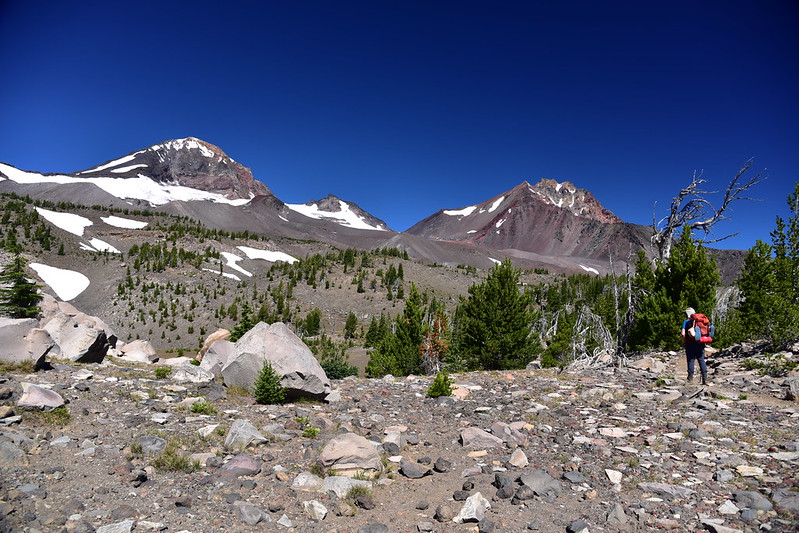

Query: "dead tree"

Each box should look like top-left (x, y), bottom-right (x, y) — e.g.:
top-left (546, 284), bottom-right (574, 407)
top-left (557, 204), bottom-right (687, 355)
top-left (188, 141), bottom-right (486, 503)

top-left (651, 160), bottom-right (764, 262)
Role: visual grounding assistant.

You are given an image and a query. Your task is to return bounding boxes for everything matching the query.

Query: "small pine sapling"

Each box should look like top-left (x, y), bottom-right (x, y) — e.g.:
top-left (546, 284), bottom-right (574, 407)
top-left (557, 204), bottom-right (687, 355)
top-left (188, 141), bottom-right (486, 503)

top-left (426, 371), bottom-right (454, 398)
top-left (253, 361), bottom-right (287, 405)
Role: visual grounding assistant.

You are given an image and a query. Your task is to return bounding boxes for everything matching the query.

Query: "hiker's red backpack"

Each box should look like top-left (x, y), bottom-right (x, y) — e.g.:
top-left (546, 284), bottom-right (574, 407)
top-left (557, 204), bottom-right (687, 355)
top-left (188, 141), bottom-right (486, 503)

top-left (689, 313), bottom-right (714, 343)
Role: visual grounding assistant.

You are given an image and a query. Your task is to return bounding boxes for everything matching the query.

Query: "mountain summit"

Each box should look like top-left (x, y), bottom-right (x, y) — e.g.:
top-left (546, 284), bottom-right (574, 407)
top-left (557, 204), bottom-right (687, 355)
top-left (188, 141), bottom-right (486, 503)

top-left (406, 179), bottom-right (647, 260)
top-left (77, 137), bottom-right (273, 201)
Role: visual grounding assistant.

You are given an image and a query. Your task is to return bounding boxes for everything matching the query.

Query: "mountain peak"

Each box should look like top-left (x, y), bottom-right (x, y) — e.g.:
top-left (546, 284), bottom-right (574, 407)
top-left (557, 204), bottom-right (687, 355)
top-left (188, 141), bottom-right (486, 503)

top-left (78, 137), bottom-right (273, 202)
top-left (522, 178), bottom-right (621, 223)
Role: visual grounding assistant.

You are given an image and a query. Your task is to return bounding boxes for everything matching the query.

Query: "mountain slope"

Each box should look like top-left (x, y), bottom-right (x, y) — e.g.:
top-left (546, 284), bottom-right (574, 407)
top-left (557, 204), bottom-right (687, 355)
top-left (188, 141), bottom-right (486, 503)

top-left (406, 180), bottom-right (652, 261)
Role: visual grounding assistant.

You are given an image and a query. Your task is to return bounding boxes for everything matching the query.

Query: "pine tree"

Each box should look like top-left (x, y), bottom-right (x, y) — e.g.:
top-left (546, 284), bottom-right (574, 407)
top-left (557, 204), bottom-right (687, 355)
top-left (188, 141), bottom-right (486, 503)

top-left (366, 283), bottom-right (426, 377)
top-left (0, 255), bottom-right (42, 319)
top-left (629, 226), bottom-right (720, 351)
top-left (344, 311), bottom-right (358, 339)
top-left (252, 361), bottom-right (286, 404)
top-left (454, 259), bottom-right (539, 370)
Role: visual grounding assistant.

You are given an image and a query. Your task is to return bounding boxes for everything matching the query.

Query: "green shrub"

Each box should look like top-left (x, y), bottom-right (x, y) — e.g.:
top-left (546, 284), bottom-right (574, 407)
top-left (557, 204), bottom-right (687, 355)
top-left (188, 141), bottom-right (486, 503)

top-left (190, 400), bottom-right (216, 415)
top-left (302, 426), bottom-right (321, 439)
top-left (321, 351), bottom-right (359, 379)
top-left (426, 371), bottom-right (454, 398)
top-left (154, 367), bottom-right (172, 379)
top-left (252, 361), bottom-right (286, 404)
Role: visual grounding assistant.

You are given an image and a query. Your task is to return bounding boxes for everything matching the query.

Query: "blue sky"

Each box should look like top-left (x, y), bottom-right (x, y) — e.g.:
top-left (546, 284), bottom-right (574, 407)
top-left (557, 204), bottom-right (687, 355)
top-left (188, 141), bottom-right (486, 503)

top-left (1, 1), bottom-right (797, 250)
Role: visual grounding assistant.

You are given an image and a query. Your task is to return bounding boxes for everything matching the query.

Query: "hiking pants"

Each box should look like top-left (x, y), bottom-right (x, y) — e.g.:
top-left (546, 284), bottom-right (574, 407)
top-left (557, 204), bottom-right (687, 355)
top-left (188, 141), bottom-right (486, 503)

top-left (685, 342), bottom-right (707, 375)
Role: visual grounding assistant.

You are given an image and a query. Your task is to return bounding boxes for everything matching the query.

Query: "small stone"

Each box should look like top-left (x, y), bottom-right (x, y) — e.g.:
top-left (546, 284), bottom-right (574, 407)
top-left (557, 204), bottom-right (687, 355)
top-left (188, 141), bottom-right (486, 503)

top-left (434, 504), bottom-right (455, 522)
top-left (453, 492), bottom-right (491, 523)
top-left (605, 468), bottom-right (622, 484)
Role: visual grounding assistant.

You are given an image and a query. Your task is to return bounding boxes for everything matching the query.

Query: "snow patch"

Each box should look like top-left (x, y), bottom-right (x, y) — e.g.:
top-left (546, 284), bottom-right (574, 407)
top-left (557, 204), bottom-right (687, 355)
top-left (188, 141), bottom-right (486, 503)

top-left (495, 218), bottom-right (506, 228)
top-left (30, 263), bottom-right (90, 301)
top-left (202, 268), bottom-right (241, 281)
top-left (35, 207), bottom-right (93, 236)
top-left (220, 252), bottom-right (252, 277)
top-left (443, 205), bottom-right (477, 217)
top-left (488, 196), bottom-right (505, 213)
top-left (237, 246), bottom-right (298, 264)
top-left (286, 200), bottom-right (386, 231)
top-left (110, 164), bottom-right (148, 173)
top-left (78, 154), bottom-right (139, 174)
top-left (488, 258), bottom-right (501, 264)
top-left (0, 163), bottom-right (252, 207)
top-left (466, 230), bottom-right (477, 234)
top-left (579, 265), bottom-right (599, 275)
top-left (101, 215), bottom-right (148, 229)
top-left (88, 238), bottom-right (120, 254)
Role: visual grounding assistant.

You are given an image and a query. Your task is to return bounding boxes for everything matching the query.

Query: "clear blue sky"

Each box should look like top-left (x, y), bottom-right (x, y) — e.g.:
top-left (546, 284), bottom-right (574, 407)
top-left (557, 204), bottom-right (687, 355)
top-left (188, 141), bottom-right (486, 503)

top-left (1, 1), bottom-right (797, 250)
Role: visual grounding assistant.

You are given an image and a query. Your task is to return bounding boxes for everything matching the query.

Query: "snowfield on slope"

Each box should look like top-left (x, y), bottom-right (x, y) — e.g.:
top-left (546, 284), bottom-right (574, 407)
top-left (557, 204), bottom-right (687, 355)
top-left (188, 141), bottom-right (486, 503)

top-left (29, 263), bottom-right (90, 301)
top-left (286, 200), bottom-right (386, 231)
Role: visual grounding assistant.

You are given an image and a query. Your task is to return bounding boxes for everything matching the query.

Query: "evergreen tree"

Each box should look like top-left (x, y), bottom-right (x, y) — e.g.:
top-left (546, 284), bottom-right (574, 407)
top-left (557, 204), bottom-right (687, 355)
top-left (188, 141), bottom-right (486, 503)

top-left (344, 311), bottom-right (358, 339)
top-left (729, 184), bottom-right (799, 347)
top-left (0, 255), bottom-right (42, 319)
top-left (252, 361), bottom-right (286, 404)
top-left (629, 226), bottom-right (720, 351)
top-left (366, 283), bottom-right (426, 377)
top-left (453, 259), bottom-right (539, 370)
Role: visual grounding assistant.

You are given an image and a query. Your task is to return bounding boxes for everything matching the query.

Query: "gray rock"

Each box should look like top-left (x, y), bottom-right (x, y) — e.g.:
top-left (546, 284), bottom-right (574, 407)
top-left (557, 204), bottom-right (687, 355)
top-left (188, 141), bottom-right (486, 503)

top-left (563, 471), bottom-right (586, 483)
top-left (714, 469), bottom-right (734, 482)
top-left (453, 491), bottom-right (491, 523)
top-left (292, 471), bottom-right (324, 492)
top-left (302, 499), bottom-right (328, 520)
top-left (200, 339), bottom-right (234, 377)
top-left (519, 470), bottom-right (561, 502)
top-left (221, 322), bottom-right (331, 400)
top-left (234, 501), bottom-right (269, 525)
top-left (0, 439), bottom-right (27, 467)
top-left (434, 504), bottom-right (455, 522)
top-left (318, 432), bottom-right (382, 476)
top-left (567, 519), bottom-right (590, 533)
top-left (460, 427), bottom-right (504, 449)
top-left (224, 419), bottom-right (268, 449)
top-left (433, 457), bottom-right (452, 473)
top-left (772, 488), bottom-right (799, 514)
top-left (95, 520), bottom-right (135, 533)
top-left (136, 435), bottom-right (166, 454)
top-left (319, 475), bottom-right (371, 498)
top-left (491, 421), bottom-right (527, 446)
top-left (18, 382), bottom-right (64, 410)
top-left (0, 318), bottom-right (51, 367)
top-left (171, 362), bottom-right (215, 383)
top-left (43, 312), bottom-right (109, 363)
top-left (606, 502), bottom-right (628, 526)
top-left (358, 525), bottom-right (388, 533)
top-left (119, 339), bottom-right (158, 362)
top-left (733, 490), bottom-right (773, 511)
top-left (400, 460), bottom-right (431, 479)
top-left (220, 453), bottom-right (261, 477)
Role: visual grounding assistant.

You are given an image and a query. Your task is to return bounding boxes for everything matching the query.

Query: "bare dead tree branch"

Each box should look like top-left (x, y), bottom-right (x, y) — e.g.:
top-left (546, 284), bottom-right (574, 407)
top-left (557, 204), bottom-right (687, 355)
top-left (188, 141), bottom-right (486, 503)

top-left (650, 160), bottom-right (764, 261)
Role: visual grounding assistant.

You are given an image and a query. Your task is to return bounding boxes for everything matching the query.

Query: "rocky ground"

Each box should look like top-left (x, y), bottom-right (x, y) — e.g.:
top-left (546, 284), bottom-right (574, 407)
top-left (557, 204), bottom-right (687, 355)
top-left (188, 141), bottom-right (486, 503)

top-left (1, 349), bottom-right (798, 533)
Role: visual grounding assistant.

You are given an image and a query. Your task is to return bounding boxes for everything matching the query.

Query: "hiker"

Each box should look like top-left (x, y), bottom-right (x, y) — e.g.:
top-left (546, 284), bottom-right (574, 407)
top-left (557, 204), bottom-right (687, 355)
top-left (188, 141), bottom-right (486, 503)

top-left (681, 307), bottom-right (708, 385)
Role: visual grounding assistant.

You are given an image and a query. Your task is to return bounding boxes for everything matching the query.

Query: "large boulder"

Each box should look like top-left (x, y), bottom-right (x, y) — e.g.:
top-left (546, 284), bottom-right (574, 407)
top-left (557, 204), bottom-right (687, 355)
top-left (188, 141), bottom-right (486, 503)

top-left (197, 328), bottom-right (231, 361)
top-left (40, 295), bottom-right (118, 348)
top-left (120, 339), bottom-right (158, 363)
top-left (200, 339), bottom-right (234, 378)
top-left (0, 318), bottom-right (53, 367)
top-left (18, 382), bottom-right (65, 410)
top-left (221, 322), bottom-right (331, 400)
top-left (317, 432), bottom-right (383, 477)
top-left (42, 312), bottom-right (109, 363)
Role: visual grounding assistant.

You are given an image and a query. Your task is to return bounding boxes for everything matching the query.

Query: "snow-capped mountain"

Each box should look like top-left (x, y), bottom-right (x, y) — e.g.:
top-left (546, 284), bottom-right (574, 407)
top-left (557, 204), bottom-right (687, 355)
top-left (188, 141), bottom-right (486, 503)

top-left (406, 180), bottom-right (651, 261)
top-left (287, 195), bottom-right (389, 232)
